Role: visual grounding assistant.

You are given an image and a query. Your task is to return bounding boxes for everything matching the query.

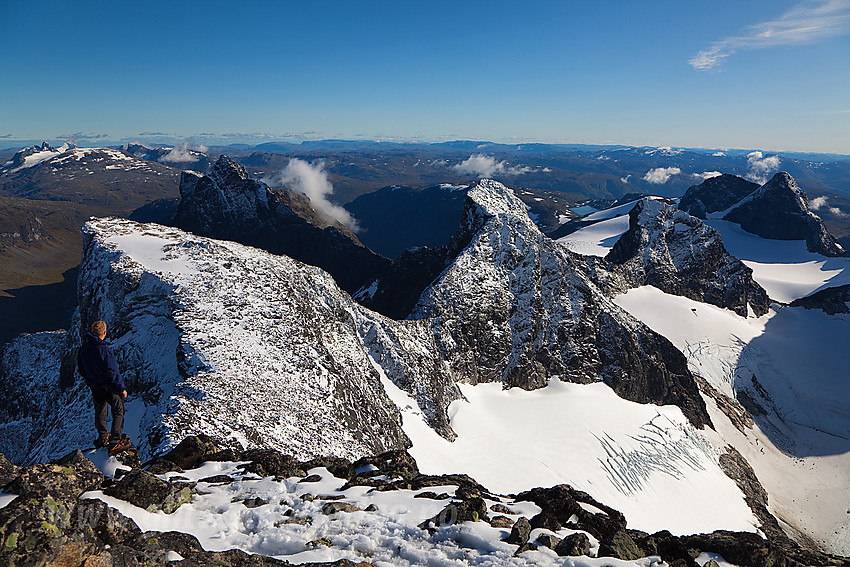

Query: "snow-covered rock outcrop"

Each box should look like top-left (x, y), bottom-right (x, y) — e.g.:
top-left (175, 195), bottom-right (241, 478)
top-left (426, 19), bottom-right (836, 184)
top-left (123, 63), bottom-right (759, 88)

top-left (604, 198), bottom-right (770, 316)
top-left (0, 218), bottom-right (464, 464)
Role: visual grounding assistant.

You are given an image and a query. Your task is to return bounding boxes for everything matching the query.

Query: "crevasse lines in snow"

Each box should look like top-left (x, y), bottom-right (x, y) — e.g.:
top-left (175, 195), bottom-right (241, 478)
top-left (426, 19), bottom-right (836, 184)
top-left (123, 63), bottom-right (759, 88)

top-left (595, 416), bottom-right (713, 496)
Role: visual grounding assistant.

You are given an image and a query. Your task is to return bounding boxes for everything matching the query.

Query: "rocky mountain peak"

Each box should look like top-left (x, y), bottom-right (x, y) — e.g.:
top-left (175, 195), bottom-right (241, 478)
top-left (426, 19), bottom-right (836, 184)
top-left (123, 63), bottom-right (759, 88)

top-left (208, 154), bottom-right (251, 188)
top-left (723, 172), bottom-right (846, 257)
top-left (467, 178), bottom-right (533, 222)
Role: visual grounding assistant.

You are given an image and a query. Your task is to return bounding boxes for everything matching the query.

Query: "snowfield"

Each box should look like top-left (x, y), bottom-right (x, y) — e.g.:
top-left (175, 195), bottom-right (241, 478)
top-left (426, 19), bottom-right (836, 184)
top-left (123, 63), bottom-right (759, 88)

top-left (386, 377), bottom-right (757, 537)
top-left (614, 286), bottom-right (850, 555)
top-left (556, 216), bottom-right (631, 257)
top-left (705, 219), bottom-right (850, 303)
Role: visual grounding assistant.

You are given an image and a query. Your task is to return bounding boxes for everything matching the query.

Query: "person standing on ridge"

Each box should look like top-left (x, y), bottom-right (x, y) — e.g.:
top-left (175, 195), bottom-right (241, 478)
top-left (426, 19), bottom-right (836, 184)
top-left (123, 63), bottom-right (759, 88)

top-left (77, 320), bottom-right (130, 452)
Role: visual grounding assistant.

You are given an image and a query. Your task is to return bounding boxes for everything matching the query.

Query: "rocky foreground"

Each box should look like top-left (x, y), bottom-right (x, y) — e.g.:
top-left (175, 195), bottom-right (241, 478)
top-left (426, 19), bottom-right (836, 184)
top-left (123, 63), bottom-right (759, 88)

top-left (0, 435), bottom-right (844, 567)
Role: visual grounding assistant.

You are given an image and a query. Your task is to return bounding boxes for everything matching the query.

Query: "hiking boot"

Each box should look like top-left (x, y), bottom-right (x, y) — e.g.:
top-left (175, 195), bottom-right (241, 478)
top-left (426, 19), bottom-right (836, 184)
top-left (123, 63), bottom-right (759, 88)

top-left (108, 436), bottom-right (132, 454)
top-left (93, 436), bottom-right (109, 449)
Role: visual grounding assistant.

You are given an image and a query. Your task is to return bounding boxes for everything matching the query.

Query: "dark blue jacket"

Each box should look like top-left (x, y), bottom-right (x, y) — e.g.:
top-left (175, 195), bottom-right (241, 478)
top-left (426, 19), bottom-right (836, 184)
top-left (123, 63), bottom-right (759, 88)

top-left (77, 332), bottom-right (126, 393)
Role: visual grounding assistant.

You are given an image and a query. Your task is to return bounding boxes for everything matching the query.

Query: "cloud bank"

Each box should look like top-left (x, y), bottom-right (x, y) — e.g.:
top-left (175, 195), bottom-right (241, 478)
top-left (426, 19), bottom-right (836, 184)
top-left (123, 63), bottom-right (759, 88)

top-left (160, 141), bottom-right (207, 163)
top-left (810, 195), bottom-right (849, 218)
top-left (643, 167), bottom-right (682, 184)
top-left (276, 158), bottom-right (358, 229)
top-left (452, 154), bottom-right (532, 177)
top-left (693, 171), bottom-right (723, 181)
top-left (746, 151), bottom-right (781, 183)
top-left (690, 0), bottom-right (850, 71)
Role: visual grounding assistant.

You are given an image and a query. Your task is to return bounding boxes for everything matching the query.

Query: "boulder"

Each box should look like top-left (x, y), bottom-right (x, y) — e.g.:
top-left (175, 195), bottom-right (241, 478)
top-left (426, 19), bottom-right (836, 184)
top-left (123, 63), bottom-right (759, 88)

top-left (156, 433), bottom-right (220, 471)
top-left (6, 450), bottom-right (103, 499)
top-left (535, 533), bottom-right (562, 550)
top-left (555, 532), bottom-right (592, 557)
top-left (489, 516), bottom-right (514, 528)
top-left (103, 469), bottom-right (194, 514)
top-left (598, 530), bottom-right (643, 561)
top-left (322, 502), bottom-right (361, 515)
top-left (237, 449), bottom-right (307, 478)
top-left (530, 512), bottom-right (561, 532)
top-left (505, 517), bottom-right (532, 546)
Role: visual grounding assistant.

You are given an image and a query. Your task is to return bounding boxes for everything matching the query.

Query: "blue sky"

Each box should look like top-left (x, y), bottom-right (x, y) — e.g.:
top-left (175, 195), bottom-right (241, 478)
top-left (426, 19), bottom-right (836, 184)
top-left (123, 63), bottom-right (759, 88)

top-left (1, 0), bottom-right (848, 153)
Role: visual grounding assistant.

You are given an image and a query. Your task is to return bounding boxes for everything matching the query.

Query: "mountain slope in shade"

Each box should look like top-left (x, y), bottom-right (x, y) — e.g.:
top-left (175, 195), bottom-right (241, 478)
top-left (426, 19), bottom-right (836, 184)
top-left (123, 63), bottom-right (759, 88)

top-left (173, 155), bottom-right (392, 295)
top-left (723, 172), bottom-right (846, 257)
top-left (678, 173), bottom-right (759, 218)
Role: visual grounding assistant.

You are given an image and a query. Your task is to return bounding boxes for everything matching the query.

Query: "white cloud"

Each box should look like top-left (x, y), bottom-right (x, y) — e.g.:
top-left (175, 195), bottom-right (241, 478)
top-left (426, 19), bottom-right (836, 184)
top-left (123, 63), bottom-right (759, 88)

top-left (712, 151), bottom-right (726, 157)
top-left (693, 171), bottom-right (723, 181)
top-left (643, 167), bottom-right (682, 184)
top-left (452, 154), bottom-right (531, 177)
top-left (275, 158), bottom-right (358, 229)
top-left (160, 141), bottom-right (206, 163)
top-left (690, 0), bottom-right (850, 71)
top-left (746, 151), bottom-right (782, 183)
top-left (810, 195), bottom-right (849, 217)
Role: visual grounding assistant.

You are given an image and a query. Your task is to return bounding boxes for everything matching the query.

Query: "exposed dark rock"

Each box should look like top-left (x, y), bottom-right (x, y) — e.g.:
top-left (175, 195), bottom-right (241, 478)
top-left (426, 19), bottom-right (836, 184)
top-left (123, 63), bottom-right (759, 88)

top-left (535, 533), bottom-right (562, 550)
top-left (718, 445), bottom-right (791, 546)
top-left (530, 512), bottom-right (561, 532)
top-left (598, 530), bottom-right (643, 560)
top-left (489, 515), bottom-right (514, 528)
top-left (412, 181), bottom-right (713, 429)
top-left (243, 497), bottom-right (269, 508)
top-left (199, 474), bottom-right (235, 484)
top-left (158, 434), bottom-right (220, 471)
top-left (357, 244), bottom-right (452, 319)
top-left (555, 532), bottom-right (592, 557)
top-left (173, 155), bottom-right (393, 295)
top-left (103, 468), bottom-right (195, 514)
top-left (605, 198), bottom-right (770, 316)
top-left (505, 516), bottom-right (532, 546)
top-left (490, 503), bottom-right (512, 514)
top-left (301, 455), bottom-right (354, 480)
top-left (6, 450), bottom-right (103, 499)
top-left (695, 376), bottom-right (754, 434)
top-left (322, 502), bottom-right (361, 514)
top-left (679, 174), bottom-right (759, 218)
top-left (723, 172), bottom-right (846, 257)
top-left (0, 453), bottom-right (18, 488)
top-left (237, 449), bottom-right (307, 479)
top-left (790, 283), bottom-right (850, 315)
top-left (515, 484), bottom-right (627, 540)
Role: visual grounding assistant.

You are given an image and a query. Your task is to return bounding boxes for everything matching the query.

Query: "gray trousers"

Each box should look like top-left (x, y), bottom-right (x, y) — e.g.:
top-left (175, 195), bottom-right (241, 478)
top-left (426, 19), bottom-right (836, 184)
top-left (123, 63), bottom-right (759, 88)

top-left (91, 388), bottom-right (124, 441)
